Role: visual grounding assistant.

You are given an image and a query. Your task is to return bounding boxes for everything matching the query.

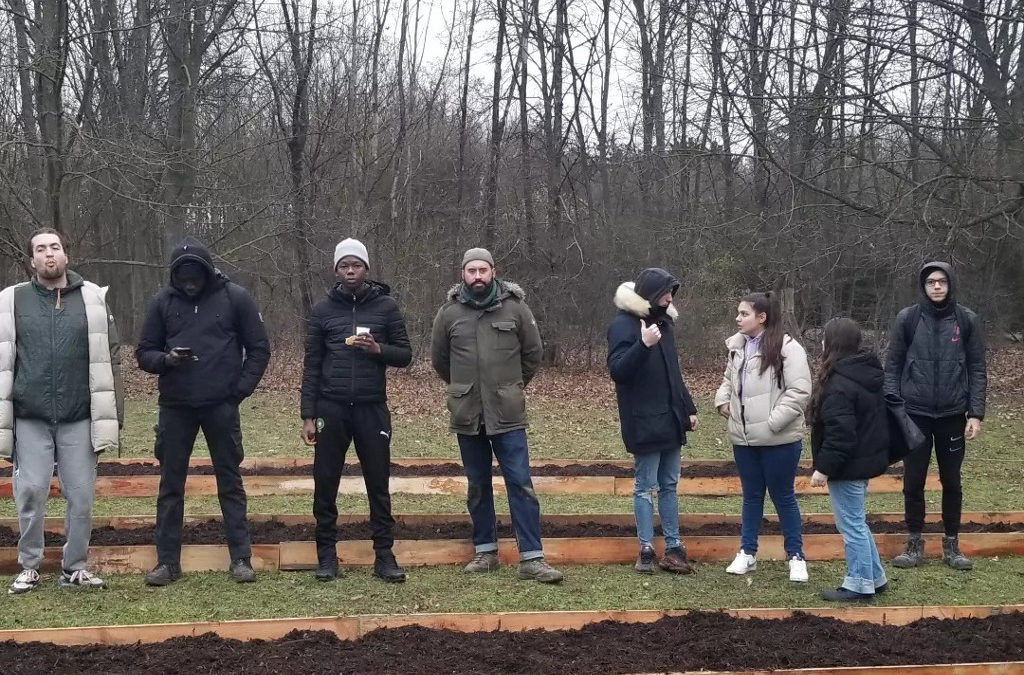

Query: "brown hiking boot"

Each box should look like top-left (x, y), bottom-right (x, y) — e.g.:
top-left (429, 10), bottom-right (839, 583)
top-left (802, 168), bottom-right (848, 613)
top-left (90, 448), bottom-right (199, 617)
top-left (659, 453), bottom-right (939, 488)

top-left (659, 546), bottom-right (693, 574)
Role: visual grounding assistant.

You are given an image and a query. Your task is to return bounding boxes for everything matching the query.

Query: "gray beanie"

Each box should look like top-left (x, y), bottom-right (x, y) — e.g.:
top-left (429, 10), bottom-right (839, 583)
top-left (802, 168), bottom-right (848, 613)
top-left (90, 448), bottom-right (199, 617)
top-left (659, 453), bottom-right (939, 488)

top-left (462, 247), bottom-right (495, 268)
top-left (334, 238), bottom-right (369, 269)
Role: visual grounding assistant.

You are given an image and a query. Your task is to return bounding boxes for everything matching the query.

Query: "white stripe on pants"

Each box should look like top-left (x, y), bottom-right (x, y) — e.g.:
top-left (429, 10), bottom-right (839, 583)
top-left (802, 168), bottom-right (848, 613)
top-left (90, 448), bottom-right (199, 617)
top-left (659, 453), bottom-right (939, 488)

top-left (13, 418), bottom-right (96, 571)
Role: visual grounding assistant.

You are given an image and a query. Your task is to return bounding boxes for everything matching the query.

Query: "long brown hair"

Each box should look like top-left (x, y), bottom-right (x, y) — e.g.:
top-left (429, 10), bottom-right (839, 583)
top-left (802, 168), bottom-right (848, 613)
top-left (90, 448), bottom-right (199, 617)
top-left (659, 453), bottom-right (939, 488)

top-left (741, 291), bottom-right (790, 389)
top-left (806, 317), bottom-right (863, 424)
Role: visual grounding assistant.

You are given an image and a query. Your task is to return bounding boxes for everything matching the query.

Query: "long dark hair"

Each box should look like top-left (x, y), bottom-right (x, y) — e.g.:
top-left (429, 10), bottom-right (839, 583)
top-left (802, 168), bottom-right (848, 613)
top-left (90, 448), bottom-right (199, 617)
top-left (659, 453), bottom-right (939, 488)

top-left (806, 317), bottom-right (863, 424)
top-left (741, 291), bottom-right (790, 389)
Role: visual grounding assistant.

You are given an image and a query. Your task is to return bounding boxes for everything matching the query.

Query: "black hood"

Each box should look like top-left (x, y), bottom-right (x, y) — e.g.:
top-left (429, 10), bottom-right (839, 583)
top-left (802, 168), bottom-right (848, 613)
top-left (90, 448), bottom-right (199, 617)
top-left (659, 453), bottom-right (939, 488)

top-left (919, 260), bottom-right (956, 307)
top-left (169, 237), bottom-right (226, 295)
top-left (833, 351), bottom-right (884, 392)
top-left (329, 279), bottom-right (391, 304)
top-left (634, 268), bottom-right (679, 303)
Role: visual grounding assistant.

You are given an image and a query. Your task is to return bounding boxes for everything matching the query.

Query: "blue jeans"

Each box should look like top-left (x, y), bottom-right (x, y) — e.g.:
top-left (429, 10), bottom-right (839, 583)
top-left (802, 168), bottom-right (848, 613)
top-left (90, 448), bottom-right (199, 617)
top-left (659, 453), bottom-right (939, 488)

top-left (733, 441), bottom-right (804, 558)
top-left (829, 479), bottom-right (887, 595)
top-left (633, 448), bottom-right (681, 549)
top-left (457, 428), bottom-right (543, 561)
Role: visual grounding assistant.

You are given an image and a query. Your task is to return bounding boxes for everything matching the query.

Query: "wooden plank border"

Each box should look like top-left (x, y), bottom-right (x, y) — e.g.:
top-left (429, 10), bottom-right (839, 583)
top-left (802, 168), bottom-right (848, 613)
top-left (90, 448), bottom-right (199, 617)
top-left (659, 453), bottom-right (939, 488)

top-left (0, 605), bottom-right (1020, 649)
top-left (3, 531), bottom-right (1022, 574)
top-left (0, 473), bottom-right (937, 498)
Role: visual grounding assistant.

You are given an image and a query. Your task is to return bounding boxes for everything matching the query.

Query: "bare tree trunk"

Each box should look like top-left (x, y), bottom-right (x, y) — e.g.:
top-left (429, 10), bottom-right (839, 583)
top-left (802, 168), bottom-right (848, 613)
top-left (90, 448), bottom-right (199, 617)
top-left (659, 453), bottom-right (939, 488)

top-left (483, 0), bottom-right (508, 249)
top-left (745, 0), bottom-right (770, 208)
top-left (455, 0), bottom-right (479, 222)
top-left (906, 0), bottom-right (921, 187)
top-left (517, 0), bottom-right (535, 256)
top-left (597, 0), bottom-right (612, 224)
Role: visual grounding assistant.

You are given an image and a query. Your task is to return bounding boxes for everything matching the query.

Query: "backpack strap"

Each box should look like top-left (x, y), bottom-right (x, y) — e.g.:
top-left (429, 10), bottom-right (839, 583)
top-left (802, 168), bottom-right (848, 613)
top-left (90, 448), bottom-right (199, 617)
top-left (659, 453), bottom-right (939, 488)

top-left (903, 303), bottom-right (972, 347)
top-left (223, 282), bottom-right (242, 332)
top-left (954, 305), bottom-right (972, 343)
top-left (902, 304), bottom-right (922, 348)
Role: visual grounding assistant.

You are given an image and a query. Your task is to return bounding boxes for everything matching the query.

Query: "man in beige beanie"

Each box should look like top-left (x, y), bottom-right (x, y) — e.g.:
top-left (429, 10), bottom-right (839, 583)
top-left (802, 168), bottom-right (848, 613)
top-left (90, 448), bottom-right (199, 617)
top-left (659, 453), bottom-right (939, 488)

top-left (430, 248), bottom-right (563, 584)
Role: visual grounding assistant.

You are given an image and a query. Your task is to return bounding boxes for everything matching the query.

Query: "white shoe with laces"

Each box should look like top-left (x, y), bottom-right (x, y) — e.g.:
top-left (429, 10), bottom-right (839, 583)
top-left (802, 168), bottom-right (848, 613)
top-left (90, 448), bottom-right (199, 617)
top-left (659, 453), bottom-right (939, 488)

top-left (789, 556), bottom-right (809, 583)
top-left (8, 569), bottom-right (40, 595)
top-left (58, 569), bottom-right (106, 589)
top-left (726, 550), bottom-right (757, 575)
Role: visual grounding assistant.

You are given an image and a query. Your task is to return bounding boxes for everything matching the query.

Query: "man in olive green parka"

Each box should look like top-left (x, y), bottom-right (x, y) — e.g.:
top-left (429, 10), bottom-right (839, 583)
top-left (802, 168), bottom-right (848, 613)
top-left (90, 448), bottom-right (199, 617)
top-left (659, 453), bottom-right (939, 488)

top-left (431, 248), bottom-right (562, 584)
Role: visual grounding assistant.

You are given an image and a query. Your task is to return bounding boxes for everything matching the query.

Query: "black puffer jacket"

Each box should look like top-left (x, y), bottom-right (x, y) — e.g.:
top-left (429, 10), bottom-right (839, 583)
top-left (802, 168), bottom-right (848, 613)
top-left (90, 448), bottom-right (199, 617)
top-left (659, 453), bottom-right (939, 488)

top-left (884, 262), bottom-right (987, 420)
top-left (607, 272), bottom-right (697, 455)
top-left (135, 238), bottom-right (271, 407)
top-left (811, 351), bottom-right (890, 481)
top-left (300, 281), bottom-right (412, 418)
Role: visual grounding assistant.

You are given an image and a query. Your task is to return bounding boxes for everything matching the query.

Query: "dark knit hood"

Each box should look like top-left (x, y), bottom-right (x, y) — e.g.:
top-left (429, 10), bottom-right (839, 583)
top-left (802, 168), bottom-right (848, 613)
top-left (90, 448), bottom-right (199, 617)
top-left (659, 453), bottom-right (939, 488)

top-left (833, 351), bottom-right (884, 392)
top-left (169, 237), bottom-right (227, 295)
top-left (919, 261), bottom-right (956, 316)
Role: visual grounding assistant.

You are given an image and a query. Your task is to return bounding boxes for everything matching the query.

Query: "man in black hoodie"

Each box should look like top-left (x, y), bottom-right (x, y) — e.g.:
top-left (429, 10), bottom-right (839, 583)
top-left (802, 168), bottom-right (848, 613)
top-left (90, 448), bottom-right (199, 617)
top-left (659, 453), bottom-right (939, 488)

top-left (136, 237), bottom-right (271, 586)
top-left (884, 261), bottom-right (987, 571)
top-left (300, 238), bottom-right (411, 583)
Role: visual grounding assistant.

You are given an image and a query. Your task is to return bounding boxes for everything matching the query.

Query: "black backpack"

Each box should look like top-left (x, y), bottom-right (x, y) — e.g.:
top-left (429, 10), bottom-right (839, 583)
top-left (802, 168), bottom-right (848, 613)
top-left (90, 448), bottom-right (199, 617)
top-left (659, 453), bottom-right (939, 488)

top-left (901, 303), bottom-right (972, 348)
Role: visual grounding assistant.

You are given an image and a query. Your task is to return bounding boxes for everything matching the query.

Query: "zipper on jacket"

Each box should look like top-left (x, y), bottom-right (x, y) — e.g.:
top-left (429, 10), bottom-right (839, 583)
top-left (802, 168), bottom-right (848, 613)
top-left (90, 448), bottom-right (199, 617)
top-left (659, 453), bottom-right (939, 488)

top-left (51, 292), bottom-right (57, 423)
top-left (738, 349), bottom-right (749, 435)
top-left (351, 300), bottom-right (357, 402)
top-left (931, 314), bottom-right (941, 411)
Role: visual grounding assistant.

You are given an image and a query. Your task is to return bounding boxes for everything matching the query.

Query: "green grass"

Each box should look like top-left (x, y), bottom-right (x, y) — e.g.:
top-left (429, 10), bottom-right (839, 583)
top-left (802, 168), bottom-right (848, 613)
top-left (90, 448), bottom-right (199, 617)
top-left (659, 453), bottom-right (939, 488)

top-left (1, 393), bottom-right (1022, 629)
top-left (117, 393), bottom-right (733, 460)
top-left (2, 557), bottom-right (1023, 630)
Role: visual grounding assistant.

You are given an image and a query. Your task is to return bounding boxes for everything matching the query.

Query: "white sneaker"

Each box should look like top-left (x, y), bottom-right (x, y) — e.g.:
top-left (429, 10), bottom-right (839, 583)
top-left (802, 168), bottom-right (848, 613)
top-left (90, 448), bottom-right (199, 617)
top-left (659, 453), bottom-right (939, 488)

top-left (58, 569), bottom-right (106, 589)
top-left (8, 569), bottom-right (40, 595)
top-left (789, 556), bottom-right (809, 582)
top-left (726, 550), bottom-right (757, 575)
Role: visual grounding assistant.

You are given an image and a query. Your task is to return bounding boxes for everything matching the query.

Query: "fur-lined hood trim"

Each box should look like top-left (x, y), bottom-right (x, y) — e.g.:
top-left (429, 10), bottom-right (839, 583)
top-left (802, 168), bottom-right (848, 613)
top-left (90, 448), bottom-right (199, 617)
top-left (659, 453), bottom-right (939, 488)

top-left (446, 279), bottom-right (526, 302)
top-left (613, 282), bottom-right (678, 320)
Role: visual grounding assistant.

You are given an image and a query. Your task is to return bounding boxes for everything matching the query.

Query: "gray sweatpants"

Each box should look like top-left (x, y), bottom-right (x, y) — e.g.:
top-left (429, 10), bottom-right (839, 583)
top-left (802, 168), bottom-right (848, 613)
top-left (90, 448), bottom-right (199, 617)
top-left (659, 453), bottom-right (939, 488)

top-left (12, 418), bottom-right (96, 571)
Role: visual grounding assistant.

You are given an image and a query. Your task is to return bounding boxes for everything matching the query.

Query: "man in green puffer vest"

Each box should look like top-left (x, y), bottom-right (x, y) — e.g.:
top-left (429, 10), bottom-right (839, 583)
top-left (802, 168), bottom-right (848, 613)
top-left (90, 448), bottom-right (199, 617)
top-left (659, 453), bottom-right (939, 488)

top-left (0, 228), bottom-right (123, 594)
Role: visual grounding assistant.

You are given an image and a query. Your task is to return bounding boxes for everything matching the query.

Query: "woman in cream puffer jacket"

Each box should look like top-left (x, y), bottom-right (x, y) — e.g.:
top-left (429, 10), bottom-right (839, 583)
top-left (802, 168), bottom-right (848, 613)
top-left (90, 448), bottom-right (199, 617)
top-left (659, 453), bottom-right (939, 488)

top-left (714, 292), bottom-right (812, 583)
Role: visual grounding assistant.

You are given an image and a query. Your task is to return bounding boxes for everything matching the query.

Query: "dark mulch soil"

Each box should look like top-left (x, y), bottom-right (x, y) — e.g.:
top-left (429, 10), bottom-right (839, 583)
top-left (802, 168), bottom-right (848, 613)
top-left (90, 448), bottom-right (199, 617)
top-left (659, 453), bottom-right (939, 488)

top-left (3, 611), bottom-right (1024, 674)
top-left (3, 518), bottom-right (1020, 548)
top-left (0, 462), bottom-right (906, 478)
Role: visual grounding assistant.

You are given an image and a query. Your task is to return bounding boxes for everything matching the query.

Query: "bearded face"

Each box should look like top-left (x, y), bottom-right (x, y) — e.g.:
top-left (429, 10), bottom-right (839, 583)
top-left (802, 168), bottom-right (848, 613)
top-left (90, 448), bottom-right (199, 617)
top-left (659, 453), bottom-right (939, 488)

top-left (30, 233), bottom-right (68, 282)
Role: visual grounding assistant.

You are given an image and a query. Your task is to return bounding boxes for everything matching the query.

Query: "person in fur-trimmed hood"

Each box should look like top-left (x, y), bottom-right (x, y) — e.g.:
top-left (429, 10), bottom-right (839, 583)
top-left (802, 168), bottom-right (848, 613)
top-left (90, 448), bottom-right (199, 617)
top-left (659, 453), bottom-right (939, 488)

top-left (607, 268), bottom-right (698, 575)
top-left (431, 248), bottom-right (562, 584)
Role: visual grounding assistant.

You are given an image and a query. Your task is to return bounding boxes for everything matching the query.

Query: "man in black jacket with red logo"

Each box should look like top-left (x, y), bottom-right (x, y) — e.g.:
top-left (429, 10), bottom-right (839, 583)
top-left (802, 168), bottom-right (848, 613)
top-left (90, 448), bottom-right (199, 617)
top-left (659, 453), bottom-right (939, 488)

top-left (136, 237), bottom-right (271, 586)
top-left (884, 261), bottom-right (987, 571)
top-left (300, 238), bottom-right (412, 583)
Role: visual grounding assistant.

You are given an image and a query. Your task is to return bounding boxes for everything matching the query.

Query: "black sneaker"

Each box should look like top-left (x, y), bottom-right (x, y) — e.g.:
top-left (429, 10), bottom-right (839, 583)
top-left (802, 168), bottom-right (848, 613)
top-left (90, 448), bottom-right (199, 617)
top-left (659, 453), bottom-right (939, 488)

top-left (314, 559), bottom-right (339, 581)
top-left (659, 546), bottom-right (693, 575)
top-left (373, 551), bottom-right (406, 583)
top-left (229, 558), bottom-right (256, 583)
top-left (634, 545), bottom-right (657, 574)
top-left (144, 563), bottom-right (182, 587)
top-left (821, 586), bottom-right (874, 602)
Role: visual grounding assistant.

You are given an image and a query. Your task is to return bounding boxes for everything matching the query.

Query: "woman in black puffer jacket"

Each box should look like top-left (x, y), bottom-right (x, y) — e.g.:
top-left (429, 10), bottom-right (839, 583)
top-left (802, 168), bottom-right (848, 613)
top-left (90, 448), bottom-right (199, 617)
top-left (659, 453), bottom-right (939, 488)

top-left (807, 318), bottom-right (890, 601)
